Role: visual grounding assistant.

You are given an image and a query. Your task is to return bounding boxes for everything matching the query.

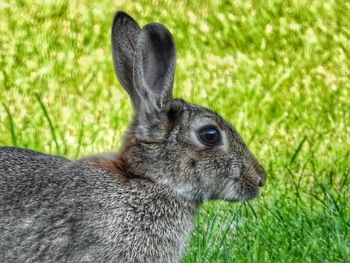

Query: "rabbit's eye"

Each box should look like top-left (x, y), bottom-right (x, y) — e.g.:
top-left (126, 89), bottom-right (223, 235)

top-left (197, 125), bottom-right (221, 146)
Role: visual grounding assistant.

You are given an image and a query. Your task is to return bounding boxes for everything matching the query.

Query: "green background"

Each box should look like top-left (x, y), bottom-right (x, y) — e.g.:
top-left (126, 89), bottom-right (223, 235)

top-left (1, 0), bottom-right (349, 262)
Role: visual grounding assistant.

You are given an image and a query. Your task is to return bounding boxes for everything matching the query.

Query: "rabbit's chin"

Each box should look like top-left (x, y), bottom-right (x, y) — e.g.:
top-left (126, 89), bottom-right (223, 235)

top-left (212, 191), bottom-right (259, 202)
top-left (226, 190), bottom-right (260, 202)
top-left (172, 183), bottom-right (260, 203)
top-left (215, 180), bottom-right (260, 202)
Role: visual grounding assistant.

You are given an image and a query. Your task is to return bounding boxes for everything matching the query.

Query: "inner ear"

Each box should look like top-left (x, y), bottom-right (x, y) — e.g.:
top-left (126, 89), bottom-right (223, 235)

top-left (142, 29), bottom-right (175, 92)
top-left (134, 23), bottom-right (176, 113)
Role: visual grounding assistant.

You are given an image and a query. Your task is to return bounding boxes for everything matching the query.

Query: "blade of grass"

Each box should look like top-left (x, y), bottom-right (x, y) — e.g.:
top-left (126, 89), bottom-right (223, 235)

top-left (245, 201), bottom-right (258, 219)
top-left (2, 103), bottom-right (17, 146)
top-left (74, 121), bottom-right (85, 159)
top-left (290, 136), bottom-right (307, 164)
top-left (34, 93), bottom-right (60, 153)
top-left (201, 205), bottom-right (222, 260)
top-left (211, 204), bottom-right (242, 262)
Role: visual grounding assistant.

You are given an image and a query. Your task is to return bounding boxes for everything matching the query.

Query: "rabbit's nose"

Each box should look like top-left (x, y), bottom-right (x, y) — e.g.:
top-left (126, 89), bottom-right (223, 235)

top-left (258, 172), bottom-right (265, 187)
top-left (254, 162), bottom-right (266, 187)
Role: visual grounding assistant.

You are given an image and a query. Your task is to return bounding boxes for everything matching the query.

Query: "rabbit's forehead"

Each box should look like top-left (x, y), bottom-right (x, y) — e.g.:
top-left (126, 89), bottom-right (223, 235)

top-left (185, 105), bottom-right (232, 131)
top-left (183, 104), bottom-right (223, 124)
top-left (189, 115), bottom-right (223, 129)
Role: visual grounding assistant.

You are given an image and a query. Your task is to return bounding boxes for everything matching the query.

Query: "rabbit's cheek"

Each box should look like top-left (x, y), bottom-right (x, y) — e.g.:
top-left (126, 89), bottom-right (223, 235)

top-left (222, 156), bottom-right (243, 180)
top-left (228, 163), bottom-right (242, 179)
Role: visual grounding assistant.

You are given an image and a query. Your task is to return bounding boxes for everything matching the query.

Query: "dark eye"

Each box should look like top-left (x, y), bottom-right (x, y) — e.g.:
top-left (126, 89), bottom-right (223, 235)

top-left (197, 125), bottom-right (221, 146)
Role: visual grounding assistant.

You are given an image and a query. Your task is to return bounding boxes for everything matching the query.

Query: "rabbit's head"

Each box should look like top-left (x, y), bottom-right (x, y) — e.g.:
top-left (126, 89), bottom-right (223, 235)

top-left (111, 12), bottom-right (265, 202)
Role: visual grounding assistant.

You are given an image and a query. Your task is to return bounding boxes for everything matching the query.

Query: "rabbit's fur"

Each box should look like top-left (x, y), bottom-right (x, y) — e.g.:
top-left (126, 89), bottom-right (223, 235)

top-left (0, 12), bottom-right (265, 263)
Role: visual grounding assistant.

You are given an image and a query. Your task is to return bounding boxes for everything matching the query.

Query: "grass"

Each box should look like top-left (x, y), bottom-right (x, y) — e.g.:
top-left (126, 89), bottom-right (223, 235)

top-left (1, 0), bottom-right (349, 262)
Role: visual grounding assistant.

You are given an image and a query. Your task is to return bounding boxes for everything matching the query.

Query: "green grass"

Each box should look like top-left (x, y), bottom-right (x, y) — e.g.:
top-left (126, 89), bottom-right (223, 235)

top-left (1, 0), bottom-right (349, 262)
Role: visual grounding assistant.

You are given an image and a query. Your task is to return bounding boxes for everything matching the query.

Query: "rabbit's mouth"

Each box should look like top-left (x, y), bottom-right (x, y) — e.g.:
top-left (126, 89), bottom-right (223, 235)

top-left (237, 177), bottom-right (261, 201)
top-left (215, 178), bottom-right (261, 202)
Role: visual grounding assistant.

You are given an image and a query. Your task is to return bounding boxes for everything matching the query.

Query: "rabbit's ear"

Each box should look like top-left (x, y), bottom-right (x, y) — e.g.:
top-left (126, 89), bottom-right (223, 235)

top-left (134, 23), bottom-right (176, 115)
top-left (111, 11), bottom-right (141, 109)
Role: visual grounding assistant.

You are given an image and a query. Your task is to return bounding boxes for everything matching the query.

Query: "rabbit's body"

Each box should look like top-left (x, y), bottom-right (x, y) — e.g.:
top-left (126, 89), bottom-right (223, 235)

top-left (0, 147), bottom-right (195, 262)
top-left (0, 11), bottom-right (266, 263)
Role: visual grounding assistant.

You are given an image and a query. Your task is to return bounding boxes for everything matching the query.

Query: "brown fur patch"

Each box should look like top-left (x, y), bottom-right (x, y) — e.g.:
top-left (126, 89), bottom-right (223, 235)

top-left (92, 156), bottom-right (124, 174)
top-left (90, 128), bottom-right (150, 183)
top-left (90, 155), bottom-right (130, 183)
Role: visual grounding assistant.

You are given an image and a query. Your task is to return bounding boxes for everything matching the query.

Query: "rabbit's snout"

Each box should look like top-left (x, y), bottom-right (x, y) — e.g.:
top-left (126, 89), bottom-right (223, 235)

top-left (256, 163), bottom-right (266, 187)
top-left (241, 153), bottom-right (266, 189)
top-left (258, 174), bottom-right (265, 187)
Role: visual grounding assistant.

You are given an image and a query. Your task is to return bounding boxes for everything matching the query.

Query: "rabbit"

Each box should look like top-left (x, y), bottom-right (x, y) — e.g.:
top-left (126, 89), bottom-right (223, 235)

top-left (0, 11), bottom-right (266, 263)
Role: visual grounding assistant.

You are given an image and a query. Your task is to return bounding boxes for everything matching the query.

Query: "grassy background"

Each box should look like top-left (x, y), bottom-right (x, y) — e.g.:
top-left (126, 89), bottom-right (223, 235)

top-left (1, 0), bottom-right (349, 262)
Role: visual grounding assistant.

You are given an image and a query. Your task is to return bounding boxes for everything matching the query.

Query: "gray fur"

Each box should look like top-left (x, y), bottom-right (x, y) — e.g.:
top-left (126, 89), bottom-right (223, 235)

top-left (0, 11), bottom-right (265, 263)
top-left (133, 23), bottom-right (175, 113)
top-left (111, 11), bottom-right (141, 110)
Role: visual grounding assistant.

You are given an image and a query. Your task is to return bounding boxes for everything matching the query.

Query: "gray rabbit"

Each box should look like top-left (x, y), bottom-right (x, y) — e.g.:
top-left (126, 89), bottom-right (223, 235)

top-left (0, 11), bottom-right (265, 263)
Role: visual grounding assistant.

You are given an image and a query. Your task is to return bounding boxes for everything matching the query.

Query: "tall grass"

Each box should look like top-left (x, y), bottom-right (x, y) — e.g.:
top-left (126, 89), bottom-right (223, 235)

top-left (1, 0), bottom-right (349, 261)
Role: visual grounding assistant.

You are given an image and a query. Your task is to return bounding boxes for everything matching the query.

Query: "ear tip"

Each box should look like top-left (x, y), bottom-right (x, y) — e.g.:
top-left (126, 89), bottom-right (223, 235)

top-left (113, 11), bottom-right (130, 21)
top-left (112, 11), bottom-right (139, 29)
top-left (141, 23), bottom-right (175, 42)
top-left (142, 23), bottom-right (172, 35)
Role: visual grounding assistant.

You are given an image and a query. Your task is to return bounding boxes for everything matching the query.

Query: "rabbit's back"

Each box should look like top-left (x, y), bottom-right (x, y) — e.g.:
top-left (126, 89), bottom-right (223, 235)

top-left (0, 147), bottom-right (72, 261)
top-left (0, 147), bottom-right (69, 192)
top-left (0, 147), bottom-right (194, 262)
top-left (0, 148), bottom-right (124, 262)
top-left (0, 148), bottom-right (116, 262)
top-left (0, 147), bottom-right (70, 211)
